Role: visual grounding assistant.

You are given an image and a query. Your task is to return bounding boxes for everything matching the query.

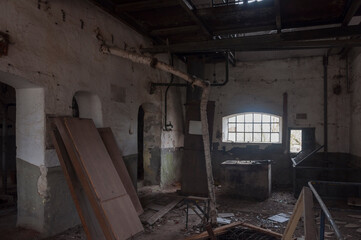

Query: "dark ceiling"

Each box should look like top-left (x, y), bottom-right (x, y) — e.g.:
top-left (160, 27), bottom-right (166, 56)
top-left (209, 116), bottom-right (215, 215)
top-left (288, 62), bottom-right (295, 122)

top-left (90, 0), bottom-right (361, 60)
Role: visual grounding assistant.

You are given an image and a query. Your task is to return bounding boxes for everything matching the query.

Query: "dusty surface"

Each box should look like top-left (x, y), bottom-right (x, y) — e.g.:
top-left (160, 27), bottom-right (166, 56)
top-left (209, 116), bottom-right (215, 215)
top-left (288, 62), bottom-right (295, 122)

top-left (2, 186), bottom-right (361, 239)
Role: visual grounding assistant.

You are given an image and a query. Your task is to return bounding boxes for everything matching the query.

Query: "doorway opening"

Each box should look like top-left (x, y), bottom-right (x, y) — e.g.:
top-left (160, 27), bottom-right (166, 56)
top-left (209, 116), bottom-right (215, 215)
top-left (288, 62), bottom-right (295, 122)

top-left (0, 82), bottom-right (16, 206)
top-left (290, 129), bottom-right (302, 153)
top-left (137, 106), bottom-right (144, 182)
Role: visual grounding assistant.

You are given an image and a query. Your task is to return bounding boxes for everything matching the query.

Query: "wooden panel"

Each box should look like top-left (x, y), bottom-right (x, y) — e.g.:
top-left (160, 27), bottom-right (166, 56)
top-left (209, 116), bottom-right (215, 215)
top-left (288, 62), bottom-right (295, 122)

top-left (54, 118), bottom-right (114, 240)
top-left (181, 101), bottom-right (215, 197)
top-left (56, 118), bottom-right (143, 240)
top-left (98, 127), bottom-right (143, 215)
top-left (65, 119), bottom-right (126, 201)
top-left (51, 127), bottom-right (106, 240)
top-left (181, 149), bottom-right (208, 196)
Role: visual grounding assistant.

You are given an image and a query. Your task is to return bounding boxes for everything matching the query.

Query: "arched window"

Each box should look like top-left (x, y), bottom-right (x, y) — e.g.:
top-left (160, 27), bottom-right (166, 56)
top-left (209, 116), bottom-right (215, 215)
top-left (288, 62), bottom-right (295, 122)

top-left (222, 112), bottom-right (282, 143)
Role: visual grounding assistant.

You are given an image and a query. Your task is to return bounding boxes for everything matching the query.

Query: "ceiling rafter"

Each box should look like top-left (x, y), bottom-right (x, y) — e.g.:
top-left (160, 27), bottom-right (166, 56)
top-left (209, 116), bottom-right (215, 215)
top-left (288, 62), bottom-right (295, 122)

top-left (178, 0), bottom-right (213, 37)
top-left (151, 25), bottom-right (200, 36)
top-left (141, 25), bottom-right (361, 53)
top-left (342, 0), bottom-right (361, 26)
top-left (115, 0), bottom-right (179, 12)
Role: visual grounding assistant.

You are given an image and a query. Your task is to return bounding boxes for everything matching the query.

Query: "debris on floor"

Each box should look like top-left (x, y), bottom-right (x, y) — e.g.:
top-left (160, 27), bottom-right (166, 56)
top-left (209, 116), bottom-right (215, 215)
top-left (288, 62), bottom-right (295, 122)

top-left (268, 213), bottom-right (290, 223)
top-left (13, 186), bottom-right (361, 240)
top-left (217, 213), bottom-right (235, 218)
top-left (216, 217), bottom-right (231, 225)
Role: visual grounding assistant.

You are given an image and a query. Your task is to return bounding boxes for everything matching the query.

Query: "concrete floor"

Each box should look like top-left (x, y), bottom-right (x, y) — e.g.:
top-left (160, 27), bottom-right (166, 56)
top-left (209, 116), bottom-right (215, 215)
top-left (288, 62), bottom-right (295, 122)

top-left (2, 186), bottom-right (361, 240)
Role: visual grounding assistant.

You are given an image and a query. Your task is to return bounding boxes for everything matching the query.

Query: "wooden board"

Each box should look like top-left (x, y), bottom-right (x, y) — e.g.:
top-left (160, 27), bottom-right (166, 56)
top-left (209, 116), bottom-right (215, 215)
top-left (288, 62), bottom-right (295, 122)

top-left (303, 187), bottom-right (318, 240)
top-left (187, 221), bottom-right (283, 240)
top-left (186, 222), bottom-right (243, 240)
top-left (282, 188), bottom-right (305, 240)
top-left (98, 128), bottom-right (143, 215)
top-left (144, 198), bottom-right (183, 225)
top-left (56, 117), bottom-right (143, 240)
top-left (51, 127), bottom-right (106, 240)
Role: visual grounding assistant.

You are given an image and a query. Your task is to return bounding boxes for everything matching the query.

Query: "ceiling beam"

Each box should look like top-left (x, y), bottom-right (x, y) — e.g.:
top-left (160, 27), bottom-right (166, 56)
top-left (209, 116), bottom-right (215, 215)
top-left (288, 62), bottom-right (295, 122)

top-left (342, 0), bottom-right (361, 26)
top-left (213, 25), bottom-right (275, 36)
top-left (281, 24), bottom-right (361, 41)
top-left (144, 39), bottom-right (361, 54)
top-left (141, 25), bottom-right (361, 53)
top-left (115, 0), bottom-right (179, 12)
top-left (178, 0), bottom-right (212, 37)
top-left (150, 25), bottom-right (200, 36)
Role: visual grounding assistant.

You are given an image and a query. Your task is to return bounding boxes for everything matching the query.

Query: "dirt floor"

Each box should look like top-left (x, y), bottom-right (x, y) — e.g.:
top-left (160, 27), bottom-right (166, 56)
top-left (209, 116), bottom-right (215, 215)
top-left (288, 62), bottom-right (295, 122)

top-left (1, 186), bottom-right (361, 239)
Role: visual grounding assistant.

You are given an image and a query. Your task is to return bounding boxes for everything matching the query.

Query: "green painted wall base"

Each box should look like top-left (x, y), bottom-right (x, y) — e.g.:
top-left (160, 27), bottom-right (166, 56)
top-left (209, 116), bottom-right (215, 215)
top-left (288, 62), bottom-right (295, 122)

top-left (17, 159), bottom-right (80, 237)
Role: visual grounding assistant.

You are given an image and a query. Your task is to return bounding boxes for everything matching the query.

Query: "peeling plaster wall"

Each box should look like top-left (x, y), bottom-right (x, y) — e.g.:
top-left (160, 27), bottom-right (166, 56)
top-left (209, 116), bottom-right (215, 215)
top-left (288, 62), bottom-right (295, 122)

top-left (349, 48), bottom-right (361, 167)
top-left (0, 0), bottom-right (185, 236)
top-left (205, 55), bottom-right (350, 186)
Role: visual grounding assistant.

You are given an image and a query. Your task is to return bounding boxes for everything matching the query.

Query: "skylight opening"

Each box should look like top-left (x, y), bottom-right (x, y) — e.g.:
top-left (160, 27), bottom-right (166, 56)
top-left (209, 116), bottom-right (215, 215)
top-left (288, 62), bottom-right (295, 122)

top-left (212, 0), bottom-right (263, 7)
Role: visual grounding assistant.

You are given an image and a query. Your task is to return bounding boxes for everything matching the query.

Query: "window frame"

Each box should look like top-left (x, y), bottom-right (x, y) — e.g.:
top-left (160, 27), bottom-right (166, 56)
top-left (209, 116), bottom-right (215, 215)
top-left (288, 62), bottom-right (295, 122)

top-left (222, 112), bottom-right (282, 144)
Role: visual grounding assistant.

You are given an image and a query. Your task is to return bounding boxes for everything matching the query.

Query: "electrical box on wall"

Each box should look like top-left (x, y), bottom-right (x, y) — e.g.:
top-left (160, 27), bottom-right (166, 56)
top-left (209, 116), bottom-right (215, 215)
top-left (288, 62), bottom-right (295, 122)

top-left (0, 32), bottom-right (9, 57)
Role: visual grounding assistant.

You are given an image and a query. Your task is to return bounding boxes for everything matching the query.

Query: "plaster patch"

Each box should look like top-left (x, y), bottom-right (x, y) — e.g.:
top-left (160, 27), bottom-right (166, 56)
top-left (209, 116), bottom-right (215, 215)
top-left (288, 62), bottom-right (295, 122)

top-left (37, 165), bottom-right (49, 201)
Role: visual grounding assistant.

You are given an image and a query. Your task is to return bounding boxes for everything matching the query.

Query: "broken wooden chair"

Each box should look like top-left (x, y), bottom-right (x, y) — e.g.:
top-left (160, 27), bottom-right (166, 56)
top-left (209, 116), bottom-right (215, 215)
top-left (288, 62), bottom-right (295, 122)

top-left (183, 196), bottom-right (210, 229)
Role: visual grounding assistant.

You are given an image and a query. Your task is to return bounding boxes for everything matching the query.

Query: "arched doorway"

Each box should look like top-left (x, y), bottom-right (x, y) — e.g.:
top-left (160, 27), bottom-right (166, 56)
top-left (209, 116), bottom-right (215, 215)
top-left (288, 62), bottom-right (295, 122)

top-left (72, 91), bottom-right (103, 127)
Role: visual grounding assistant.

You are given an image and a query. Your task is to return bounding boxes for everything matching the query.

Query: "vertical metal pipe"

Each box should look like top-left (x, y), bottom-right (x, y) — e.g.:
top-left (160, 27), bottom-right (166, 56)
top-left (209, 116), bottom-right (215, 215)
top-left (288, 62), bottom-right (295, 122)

top-left (323, 55), bottom-right (328, 158)
top-left (2, 106), bottom-right (7, 194)
top-left (282, 92), bottom-right (288, 150)
top-left (164, 55), bottom-right (174, 131)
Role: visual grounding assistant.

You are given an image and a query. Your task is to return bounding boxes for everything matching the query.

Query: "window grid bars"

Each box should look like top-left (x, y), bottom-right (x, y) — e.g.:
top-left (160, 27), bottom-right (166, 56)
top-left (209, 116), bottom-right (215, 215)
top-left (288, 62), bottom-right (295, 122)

top-left (227, 113), bottom-right (280, 143)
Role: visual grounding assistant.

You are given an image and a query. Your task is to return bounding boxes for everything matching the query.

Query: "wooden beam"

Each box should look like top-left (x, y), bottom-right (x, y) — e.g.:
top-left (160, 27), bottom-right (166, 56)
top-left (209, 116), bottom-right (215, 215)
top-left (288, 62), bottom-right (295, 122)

top-left (187, 222), bottom-right (283, 240)
top-left (186, 222), bottom-right (243, 240)
top-left (303, 187), bottom-right (318, 240)
top-left (115, 0), bottom-right (178, 12)
top-left (275, 0), bottom-right (281, 33)
top-left (150, 25), bottom-right (200, 36)
top-left (178, 0), bottom-right (212, 37)
top-left (281, 24), bottom-right (361, 41)
top-left (282, 189), bottom-right (305, 240)
top-left (141, 25), bottom-right (361, 53)
top-left (213, 25), bottom-right (275, 36)
top-left (343, 0), bottom-right (361, 26)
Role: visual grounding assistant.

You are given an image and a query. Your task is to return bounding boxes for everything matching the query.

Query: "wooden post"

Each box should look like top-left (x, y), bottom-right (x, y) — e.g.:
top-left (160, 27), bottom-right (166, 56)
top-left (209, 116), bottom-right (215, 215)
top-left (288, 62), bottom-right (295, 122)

top-left (283, 187), bottom-right (318, 240)
top-left (283, 188), bottom-right (305, 240)
top-left (101, 45), bottom-right (217, 223)
top-left (200, 86), bottom-right (217, 223)
top-left (303, 187), bottom-right (318, 240)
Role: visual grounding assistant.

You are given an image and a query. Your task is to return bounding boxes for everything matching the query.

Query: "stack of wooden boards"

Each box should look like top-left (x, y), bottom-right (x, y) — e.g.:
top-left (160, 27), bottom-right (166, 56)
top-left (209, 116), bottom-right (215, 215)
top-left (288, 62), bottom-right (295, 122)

top-left (51, 117), bottom-right (144, 240)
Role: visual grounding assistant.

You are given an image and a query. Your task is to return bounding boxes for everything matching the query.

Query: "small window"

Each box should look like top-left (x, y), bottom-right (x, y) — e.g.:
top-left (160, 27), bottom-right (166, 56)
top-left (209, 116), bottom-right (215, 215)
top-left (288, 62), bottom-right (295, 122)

top-left (290, 129), bottom-right (302, 153)
top-left (222, 112), bottom-right (282, 143)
